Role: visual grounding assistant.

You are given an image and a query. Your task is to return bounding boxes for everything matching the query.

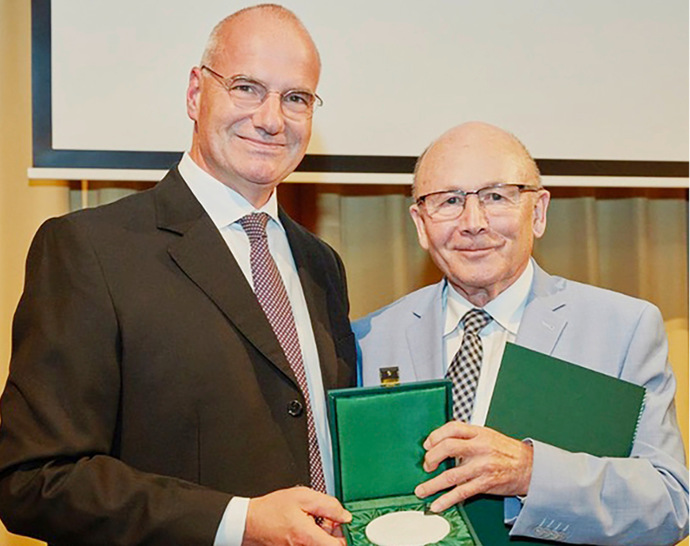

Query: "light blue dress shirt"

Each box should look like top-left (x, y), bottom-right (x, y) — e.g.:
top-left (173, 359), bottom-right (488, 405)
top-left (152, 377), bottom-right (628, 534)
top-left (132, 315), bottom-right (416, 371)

top-left (442, 261), bottom-right (533, 425)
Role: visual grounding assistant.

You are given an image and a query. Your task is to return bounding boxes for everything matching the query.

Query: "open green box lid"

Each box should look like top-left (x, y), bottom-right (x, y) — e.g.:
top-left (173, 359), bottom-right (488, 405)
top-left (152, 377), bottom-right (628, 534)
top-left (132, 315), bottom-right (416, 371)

top-left (328, 380), bottom-right (481, 545)
top-left (328, 380), bottom-right (452, 503)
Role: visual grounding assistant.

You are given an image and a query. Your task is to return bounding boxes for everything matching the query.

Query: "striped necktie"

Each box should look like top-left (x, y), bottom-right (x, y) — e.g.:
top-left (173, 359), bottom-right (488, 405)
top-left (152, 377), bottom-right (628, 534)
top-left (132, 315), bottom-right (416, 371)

top-left (239, 213), bottom-right (326, 493)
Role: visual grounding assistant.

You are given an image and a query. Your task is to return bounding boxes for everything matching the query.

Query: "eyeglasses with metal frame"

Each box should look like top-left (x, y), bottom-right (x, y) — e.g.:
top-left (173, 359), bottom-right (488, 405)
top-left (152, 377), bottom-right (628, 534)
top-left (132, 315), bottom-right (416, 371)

top-left (415, 183), bottom-right (542, 220)
top-left (200, 65), bottom-right (323, 119)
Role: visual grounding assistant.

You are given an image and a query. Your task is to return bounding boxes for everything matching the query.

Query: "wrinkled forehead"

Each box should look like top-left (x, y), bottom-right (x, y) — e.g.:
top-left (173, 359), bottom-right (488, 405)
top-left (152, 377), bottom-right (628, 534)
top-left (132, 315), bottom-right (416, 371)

top-left (416, 138), bottom-right (527, 195)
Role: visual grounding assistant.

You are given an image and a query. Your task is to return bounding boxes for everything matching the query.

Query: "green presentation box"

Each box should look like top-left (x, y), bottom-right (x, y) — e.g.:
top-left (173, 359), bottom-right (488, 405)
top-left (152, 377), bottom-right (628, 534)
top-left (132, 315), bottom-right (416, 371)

top-left (328, 380), bottom-right (481, 545)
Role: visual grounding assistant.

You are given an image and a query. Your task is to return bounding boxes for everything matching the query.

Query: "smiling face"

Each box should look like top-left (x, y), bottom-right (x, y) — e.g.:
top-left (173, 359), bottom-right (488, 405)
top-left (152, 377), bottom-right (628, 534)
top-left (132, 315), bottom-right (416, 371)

top-left (186, 9), bottom-right (320, 207)
top-left (410, 122), bottom-right (550, 306)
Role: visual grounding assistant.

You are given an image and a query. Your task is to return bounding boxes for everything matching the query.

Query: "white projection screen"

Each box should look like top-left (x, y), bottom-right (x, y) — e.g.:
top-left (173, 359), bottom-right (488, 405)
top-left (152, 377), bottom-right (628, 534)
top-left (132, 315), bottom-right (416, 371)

top-left (30, 0), bottom-right (689, 186)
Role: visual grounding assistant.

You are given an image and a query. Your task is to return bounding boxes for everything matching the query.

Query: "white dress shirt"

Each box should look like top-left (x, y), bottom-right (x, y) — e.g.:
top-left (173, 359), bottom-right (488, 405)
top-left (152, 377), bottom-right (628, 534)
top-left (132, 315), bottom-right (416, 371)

top-left (442, 261), bottom-right (534, 425)
top-left (177, 153), bottom-right (334, 546)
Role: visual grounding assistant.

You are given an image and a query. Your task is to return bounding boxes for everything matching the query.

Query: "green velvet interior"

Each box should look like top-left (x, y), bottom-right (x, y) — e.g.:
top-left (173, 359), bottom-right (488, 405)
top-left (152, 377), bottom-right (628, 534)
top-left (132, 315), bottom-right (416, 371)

top-left (343, 495), bottom-right (478, 545)
top-left (330, 382), bottom-right (450, 503)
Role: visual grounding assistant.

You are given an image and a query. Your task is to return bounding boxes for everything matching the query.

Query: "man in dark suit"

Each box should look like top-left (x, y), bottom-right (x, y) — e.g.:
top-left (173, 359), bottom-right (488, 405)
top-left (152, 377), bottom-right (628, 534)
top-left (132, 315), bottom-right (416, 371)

top-left (0, 4), bottom-right (356, 545)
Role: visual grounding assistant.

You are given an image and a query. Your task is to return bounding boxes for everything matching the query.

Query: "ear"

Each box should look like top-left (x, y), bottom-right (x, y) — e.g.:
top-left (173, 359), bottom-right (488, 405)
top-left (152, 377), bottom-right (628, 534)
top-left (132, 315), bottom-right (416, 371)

top-left (532, 189), bottom-right (550, 239)
top-left (409, 203), bottom-right (431, 251)
top-left (186, 67), bottom-right (203, 122)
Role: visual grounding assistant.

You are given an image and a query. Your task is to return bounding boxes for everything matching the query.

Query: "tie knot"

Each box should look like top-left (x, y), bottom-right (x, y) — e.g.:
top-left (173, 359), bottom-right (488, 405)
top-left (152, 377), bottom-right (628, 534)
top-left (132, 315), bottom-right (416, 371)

top-left (462, 308), bottom-right (492, 335)
top-left (239, 213), bottom-right (270, 242)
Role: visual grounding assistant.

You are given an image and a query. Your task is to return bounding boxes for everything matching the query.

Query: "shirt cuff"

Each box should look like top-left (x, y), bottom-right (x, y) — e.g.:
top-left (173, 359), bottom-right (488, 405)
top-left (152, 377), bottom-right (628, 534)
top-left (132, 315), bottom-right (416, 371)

top-left (504, 495), bottom-right (523, 525)
top-left (213, 496), bottom-right (250, 546)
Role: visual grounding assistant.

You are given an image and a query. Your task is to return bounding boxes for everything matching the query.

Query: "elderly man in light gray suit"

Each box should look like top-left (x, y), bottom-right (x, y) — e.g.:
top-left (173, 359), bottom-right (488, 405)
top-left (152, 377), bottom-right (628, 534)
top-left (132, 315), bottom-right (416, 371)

top-left (353, 122), bottom-right (688, 545)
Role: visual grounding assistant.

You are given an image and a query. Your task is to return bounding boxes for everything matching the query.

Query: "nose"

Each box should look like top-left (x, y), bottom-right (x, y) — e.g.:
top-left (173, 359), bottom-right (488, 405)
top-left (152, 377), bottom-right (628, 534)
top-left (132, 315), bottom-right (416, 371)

top-left (458, 194), bottom-right (489, 234)
top-left (251, 92), bottom-right (285, 135)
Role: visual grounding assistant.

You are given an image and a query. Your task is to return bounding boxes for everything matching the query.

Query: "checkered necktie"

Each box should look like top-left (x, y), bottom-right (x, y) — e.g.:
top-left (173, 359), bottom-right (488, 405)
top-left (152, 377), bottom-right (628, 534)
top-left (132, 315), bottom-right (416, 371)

top-left (239, 213), bottom-right (326, 493)
top-left (446, 308), bottom-right (492, 422)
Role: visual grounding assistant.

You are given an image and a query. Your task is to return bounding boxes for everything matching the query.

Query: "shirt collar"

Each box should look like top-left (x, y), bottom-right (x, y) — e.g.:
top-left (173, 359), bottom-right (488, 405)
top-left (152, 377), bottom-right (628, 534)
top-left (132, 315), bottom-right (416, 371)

top-left (178, 152), bottom-right (281, 230)
top-left (443, 260), bottom-right (534, 336)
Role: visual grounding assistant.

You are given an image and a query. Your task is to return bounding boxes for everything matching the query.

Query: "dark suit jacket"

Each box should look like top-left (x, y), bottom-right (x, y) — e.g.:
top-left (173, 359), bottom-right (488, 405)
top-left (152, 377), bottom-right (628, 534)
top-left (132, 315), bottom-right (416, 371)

top-left (0, 168), bottom-right (357, 546)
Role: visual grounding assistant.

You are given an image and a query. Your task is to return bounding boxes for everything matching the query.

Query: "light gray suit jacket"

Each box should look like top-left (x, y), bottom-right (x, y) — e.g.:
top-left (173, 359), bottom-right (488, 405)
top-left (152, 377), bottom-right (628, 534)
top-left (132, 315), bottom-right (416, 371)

top-left (353, 261), bottom-right (688, 545)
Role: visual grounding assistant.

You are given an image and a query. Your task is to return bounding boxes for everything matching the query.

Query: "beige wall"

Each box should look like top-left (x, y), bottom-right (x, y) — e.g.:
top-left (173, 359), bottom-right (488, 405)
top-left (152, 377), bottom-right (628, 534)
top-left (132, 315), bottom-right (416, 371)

top-left (0, 2), bottom-right (71, 364)
top-left (0, 2), bottom-right (687, 545)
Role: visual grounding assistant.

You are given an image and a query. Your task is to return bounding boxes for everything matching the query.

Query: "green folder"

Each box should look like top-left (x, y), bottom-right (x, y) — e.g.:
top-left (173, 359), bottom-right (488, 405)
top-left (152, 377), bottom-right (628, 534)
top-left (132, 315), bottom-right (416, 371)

top-left (463, 342), bottom-right (645, 545)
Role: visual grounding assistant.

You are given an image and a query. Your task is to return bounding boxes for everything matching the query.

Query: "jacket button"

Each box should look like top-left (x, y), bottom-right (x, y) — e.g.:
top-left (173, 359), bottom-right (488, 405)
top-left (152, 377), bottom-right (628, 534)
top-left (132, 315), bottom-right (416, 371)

top-left (287, 400), bottom-right (304, 417)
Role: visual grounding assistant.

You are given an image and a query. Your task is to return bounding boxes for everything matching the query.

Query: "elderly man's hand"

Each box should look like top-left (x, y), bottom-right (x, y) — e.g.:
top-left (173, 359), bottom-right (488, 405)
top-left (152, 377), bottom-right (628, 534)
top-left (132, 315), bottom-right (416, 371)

top-left (243, 486), bottom-right (351, 545)
top-left (414, 421), bottom-right (533, 513)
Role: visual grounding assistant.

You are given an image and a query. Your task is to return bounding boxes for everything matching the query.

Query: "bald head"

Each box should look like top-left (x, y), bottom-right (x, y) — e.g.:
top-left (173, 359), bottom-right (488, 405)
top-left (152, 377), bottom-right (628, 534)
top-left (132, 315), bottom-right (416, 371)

top-left (186, 4), bottom-right (321, 206)
top-left (201, 4), bottom-right (321, 73)
top-left (413, 122), bottom-right (541, 199)
top-left (408, 121), bottom-right (550, 306)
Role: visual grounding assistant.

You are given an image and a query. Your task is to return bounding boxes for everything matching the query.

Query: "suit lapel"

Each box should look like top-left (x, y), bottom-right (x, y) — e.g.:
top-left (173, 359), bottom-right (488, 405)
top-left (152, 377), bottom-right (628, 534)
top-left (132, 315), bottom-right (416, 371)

top-left (155, 170), bottom-right (298, 386)
top-left (516, 262), bottom-right (567, 355)
top-left (406, 281), bottom-right (446, 381)
top-left (281, 210), bottom-right (341, 392)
